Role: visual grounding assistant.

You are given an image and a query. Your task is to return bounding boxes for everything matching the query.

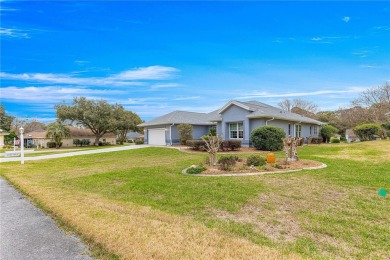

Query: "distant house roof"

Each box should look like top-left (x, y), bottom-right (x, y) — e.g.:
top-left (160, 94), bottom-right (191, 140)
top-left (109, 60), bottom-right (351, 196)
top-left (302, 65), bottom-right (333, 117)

top-left (25, 126), bottom-right (116, 139)
top-left (139, 100), bottom-right (324, 127)
top-left (126, 132), bottom-right (143, 139)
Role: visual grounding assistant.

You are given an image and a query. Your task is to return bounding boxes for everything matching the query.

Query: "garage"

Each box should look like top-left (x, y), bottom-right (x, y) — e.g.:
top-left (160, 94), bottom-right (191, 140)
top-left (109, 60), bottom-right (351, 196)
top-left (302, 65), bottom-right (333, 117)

top-left (148, 129), bottom-right (166, 145)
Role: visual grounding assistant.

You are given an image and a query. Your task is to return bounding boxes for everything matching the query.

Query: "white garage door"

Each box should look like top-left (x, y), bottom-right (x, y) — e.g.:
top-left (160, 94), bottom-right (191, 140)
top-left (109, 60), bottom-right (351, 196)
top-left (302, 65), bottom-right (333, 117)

top-left (148, 129), bottom-right (166, 145)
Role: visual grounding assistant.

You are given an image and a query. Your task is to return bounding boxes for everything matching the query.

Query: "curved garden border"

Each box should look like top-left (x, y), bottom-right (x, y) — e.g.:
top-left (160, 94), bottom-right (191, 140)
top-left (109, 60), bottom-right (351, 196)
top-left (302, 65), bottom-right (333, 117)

top-left (182, 162), bottom-right (327, 177)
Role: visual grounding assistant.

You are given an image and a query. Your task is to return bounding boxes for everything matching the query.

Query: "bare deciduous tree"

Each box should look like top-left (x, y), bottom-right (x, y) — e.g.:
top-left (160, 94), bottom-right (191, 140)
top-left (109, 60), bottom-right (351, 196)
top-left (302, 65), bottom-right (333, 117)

top-left (202, 135), bottom-right (222, 166)
top-left (278, 98), bottom-right (319, 115)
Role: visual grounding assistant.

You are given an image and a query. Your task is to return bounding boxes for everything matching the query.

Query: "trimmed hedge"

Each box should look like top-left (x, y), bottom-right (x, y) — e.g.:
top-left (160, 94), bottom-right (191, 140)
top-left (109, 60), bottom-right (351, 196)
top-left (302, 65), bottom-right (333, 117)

top-left (47, 141), bottom-right (62, 148)
top-left (222, 140), bottom-right (242, 151)
top-left (187, 166), bottom-right (206, 174)
top-left (307, 136), bottom-right (323, 144)
top-left (186, 140), bottom-right (205, 150)
top-left (330, 138), bottom-right (340, 143)
top-left (135, 139), bottom-right (144, 145)
top-left (250, 126), bottom-right (286, 151)
top-left (353, 123), bottom-right (381, 141)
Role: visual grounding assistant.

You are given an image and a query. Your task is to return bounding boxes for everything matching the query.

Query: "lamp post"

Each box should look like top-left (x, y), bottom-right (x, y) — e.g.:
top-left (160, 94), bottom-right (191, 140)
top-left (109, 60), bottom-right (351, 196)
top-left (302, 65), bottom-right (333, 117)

top-left (20, 126), bottom-right (24, 165)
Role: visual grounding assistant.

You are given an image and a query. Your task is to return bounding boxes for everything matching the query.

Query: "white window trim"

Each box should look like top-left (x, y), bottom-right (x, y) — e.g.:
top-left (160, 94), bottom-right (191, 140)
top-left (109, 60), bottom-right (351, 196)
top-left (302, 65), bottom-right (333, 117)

top-left (313, 125), bottom-right (318, 135)
top-left (229, 122), bottom-right (244, 139)
top-left (295, 124), bottom-right (302, 137)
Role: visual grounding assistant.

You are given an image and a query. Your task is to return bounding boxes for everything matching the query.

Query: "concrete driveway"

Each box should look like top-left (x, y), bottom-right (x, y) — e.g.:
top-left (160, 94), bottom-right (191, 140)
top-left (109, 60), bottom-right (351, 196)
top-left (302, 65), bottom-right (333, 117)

top-left (0, 144), bottom-right (166, 163)
top-left (0, 178), bottom-right (92, 260)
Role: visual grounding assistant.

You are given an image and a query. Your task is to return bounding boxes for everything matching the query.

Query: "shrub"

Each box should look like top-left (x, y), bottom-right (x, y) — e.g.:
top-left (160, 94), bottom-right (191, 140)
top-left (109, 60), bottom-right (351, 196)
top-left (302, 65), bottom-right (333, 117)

top-left (209, 126), bottom-right (217, 136)
top-left (307, 136), bottom-right (322, 144)
top-left (218, 155), bottom-right (238, 171)
top-left (47, 141), bottom-right (56, 148)
top-left (73, 139), bottom-right (81, 146)
top-left (330, 138), bottom-right (340, 143)
top-left (250, 126), bottom-right (285, 151)
top-left (81, 139), bottom-right (91, 146)
top-left (353, 123), bottom-right (381, 141)
top-left (321, 125), bottom-right (339, 143)
top-left (177, 124), bottom-right (193, 145)
top-left (382, 122), bottom-right (390, 137)
top-left (187, 166), bottom-right (206, 174)
top-left (186, 140), bottom-right (205, 150)
top-left (246, 154), bottom-right (266, 166)
top-left (127, 139), bottom-right (134, 143)
top-left (135, 139), bottom-right (144, 145)
top-left (222, 140), bottom-right (242, 151)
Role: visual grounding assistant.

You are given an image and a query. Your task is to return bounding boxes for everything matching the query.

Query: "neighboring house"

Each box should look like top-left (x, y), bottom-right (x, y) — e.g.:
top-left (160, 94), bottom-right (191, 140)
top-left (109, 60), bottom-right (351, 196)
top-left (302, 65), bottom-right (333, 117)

top-left (139, 100), bottom-right (324, 146)
top-left (126, 132), bottom-right (143, 142)
top-left (24, 126), bottom-right (116, 148)
top-left (0, 129), bottom-right (9, 148)
top-left (345, 129), bottom-right (360, 143)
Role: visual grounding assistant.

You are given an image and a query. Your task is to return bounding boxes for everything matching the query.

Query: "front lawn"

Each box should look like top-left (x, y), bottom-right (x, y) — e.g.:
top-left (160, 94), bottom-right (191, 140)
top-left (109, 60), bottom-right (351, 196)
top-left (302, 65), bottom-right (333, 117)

top-left (1, 141), bottom-right (389, 259)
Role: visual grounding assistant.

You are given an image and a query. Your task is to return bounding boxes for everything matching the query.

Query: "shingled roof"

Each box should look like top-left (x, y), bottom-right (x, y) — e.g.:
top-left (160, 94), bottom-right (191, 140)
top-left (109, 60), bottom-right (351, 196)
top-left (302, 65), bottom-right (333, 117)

top-left (139, 100), bottom-right (324, 127)
top-left (139, 110), bottom-right (219, 127)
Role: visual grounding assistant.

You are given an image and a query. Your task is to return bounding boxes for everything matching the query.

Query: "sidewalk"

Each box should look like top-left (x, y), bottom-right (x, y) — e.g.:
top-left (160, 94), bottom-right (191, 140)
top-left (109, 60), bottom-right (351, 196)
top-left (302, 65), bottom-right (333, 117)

top-left (0, 178), bottom-right (92, 260)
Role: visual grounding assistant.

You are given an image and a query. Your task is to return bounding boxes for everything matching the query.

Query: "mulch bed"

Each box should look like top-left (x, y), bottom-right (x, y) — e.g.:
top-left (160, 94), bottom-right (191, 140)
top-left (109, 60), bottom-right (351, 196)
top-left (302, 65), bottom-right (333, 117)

top-left (200, 159), bottom-right (323, 175)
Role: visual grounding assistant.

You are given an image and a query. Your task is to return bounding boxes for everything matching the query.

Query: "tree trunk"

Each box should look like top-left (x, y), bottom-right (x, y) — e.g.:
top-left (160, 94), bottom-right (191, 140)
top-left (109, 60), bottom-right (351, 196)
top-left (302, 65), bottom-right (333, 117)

top-left (94, 135), bottom-right (102, 146)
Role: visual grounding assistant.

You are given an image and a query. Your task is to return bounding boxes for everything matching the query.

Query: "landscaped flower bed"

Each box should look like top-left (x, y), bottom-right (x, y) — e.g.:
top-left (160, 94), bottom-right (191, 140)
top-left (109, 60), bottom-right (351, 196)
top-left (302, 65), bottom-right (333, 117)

top-left (185, 155), bottom-right (324, 175)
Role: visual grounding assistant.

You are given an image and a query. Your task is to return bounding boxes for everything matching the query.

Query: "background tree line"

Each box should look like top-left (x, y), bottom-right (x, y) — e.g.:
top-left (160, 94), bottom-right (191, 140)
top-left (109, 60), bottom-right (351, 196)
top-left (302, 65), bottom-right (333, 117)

top-left (278, 82), bottom-right (390, 137)
top-left (1, 97), bottom-right (142, 146)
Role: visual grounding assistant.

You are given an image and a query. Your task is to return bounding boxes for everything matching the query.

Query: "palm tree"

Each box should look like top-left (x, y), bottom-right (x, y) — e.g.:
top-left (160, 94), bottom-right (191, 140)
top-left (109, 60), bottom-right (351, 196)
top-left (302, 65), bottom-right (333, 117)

top-left (46, 122), bottom-right (71, 149)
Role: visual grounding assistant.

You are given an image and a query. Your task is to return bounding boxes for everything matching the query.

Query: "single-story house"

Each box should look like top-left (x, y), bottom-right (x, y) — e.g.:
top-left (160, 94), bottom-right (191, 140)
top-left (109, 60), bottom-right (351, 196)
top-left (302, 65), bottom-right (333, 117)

top-left (138, 100), bottom-right (324, 146)
top-left (126, 131), bottom-right (144, 142)
top-left (24, 126), bottom-right (116, 148)
top-left (345, 129), bottom-right (360, 143)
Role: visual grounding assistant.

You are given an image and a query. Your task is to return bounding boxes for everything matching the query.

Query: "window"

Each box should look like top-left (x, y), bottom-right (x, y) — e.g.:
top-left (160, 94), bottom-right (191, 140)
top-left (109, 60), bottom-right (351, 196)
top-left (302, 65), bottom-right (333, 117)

top-left (310, 126), bottom-right (312, 135)
top-left (229, 122), bottom-right (243, 139)
top-left (313, 126), bottom-right (318, 135)
top-left (295, 124), bottom-right (302, 137)
top-left (288, 124), bottom-right (291, 136)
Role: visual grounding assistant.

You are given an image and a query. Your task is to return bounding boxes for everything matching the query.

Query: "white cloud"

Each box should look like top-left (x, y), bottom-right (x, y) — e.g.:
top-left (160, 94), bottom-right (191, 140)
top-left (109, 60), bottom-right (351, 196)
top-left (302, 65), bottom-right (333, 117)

top-left (311, 37), bottom-right (322, 41)
top-left (0, 86), bottom-right (125, 102)
top-left (113, 66), bottom-right (179, 80)
top-left (237, 87), bottom-right (367, 99)
top-left (342, 16), bottom-right (350, 23)
top-left (173, 96), bottom-right (200, 101)
top-left (0, 66), bottom-right (179, 86)
top-left (0, 28), bottom-right (29, 38)
top-left (150, 83), bottom-right (182, 90)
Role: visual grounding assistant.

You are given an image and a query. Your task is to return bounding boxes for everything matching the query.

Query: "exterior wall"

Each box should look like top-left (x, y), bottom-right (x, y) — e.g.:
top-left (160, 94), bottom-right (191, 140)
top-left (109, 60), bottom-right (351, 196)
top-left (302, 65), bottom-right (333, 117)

top-left (144, 124), bottom-right (211, 145)
top-left (144, 125), bottom-right (169, 145)
top-left (216, 122), bottom-right (222, 136)
top-left (0, 135), bottom-right (4, 147)
top-left (220, 105), bottom-right (251, 146)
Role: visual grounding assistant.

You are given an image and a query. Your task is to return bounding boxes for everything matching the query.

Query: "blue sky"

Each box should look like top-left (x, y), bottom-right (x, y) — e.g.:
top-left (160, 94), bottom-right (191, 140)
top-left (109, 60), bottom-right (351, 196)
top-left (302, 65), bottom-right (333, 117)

top-left (1, 1), bottom-right (389, 123)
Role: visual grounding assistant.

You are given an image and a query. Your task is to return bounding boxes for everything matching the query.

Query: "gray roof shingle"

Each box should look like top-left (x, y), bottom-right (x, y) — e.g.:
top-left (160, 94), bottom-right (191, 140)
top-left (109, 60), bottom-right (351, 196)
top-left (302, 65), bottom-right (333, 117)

top-left (139, 100), bottom-right (324, 127)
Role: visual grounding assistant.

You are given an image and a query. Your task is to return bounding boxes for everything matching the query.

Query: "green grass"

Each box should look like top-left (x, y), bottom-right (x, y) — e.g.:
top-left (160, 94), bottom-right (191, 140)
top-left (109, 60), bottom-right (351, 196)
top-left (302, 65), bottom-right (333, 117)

top-left (1, 141), bottom-right (389, 259)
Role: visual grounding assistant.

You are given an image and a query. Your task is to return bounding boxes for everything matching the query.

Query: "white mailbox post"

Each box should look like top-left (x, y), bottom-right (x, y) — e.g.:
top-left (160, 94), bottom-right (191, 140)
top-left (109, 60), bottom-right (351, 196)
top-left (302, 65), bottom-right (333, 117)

top-left (20, 126), bottom-right (24, 165)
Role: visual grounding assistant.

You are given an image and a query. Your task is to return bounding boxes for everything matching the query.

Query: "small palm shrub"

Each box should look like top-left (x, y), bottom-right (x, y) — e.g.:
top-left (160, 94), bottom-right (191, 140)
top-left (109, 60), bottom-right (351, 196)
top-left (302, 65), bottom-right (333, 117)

top-left (246, 154), bottom-right (266, 166)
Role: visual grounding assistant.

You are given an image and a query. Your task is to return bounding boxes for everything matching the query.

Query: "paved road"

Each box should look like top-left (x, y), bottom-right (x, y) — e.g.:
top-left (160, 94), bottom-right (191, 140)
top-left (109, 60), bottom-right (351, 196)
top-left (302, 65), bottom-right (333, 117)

top-left (0, 178), bottom-right (92, 260)
top-left (0, 144), bottom-right (170, 163)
